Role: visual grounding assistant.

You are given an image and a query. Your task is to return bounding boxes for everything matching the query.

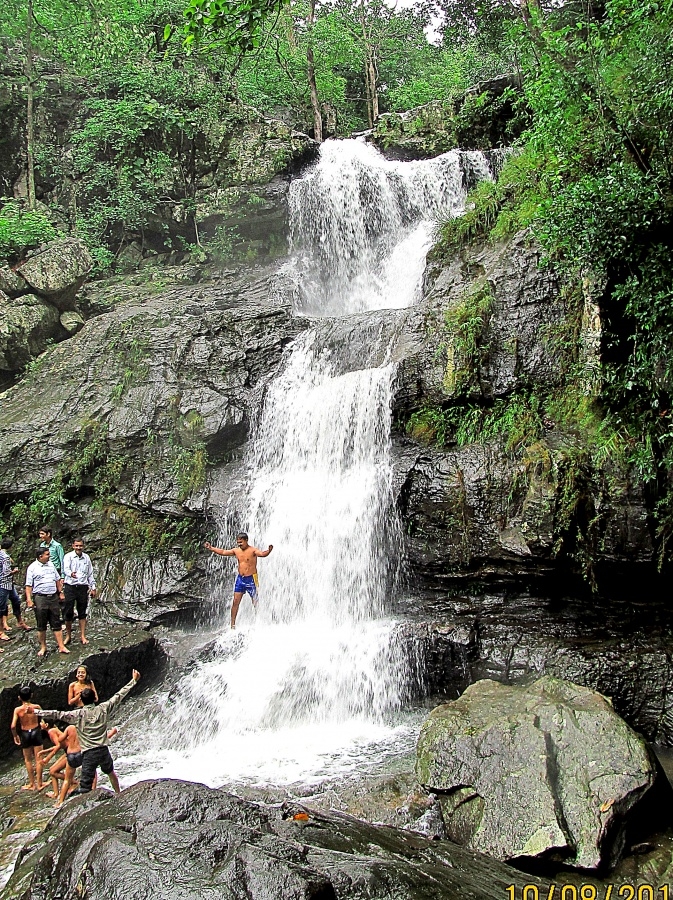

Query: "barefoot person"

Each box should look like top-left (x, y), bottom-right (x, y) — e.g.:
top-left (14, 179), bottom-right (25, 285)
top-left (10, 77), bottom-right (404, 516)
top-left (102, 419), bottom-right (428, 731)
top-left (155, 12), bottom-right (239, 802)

top-left (25, 548), bottom-right (69, 657)
top-left (40, 669), bottom-right (140, 795)
top-left (54, 723), bottom-right (83, 804)
top-left (68, 666), bottom-right (98, 707)
top-left (204, 533), bottom-right (273, 629)
top-left (10, 687), bottom-right (44, 790)
top-left (38, 720), bottom-right (68, 799)
top-left (0, 539), bottom-right (30, 636)
top-left (62, 537), bottom-right (97, 646)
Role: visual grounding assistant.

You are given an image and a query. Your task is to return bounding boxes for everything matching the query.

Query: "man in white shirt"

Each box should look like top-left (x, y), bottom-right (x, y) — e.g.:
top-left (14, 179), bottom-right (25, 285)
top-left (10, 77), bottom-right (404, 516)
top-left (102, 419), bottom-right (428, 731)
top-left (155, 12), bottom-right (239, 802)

top-left (62, 537), bottom-right (97, 646)
top-left (25, 547), bottom-right (69, 657)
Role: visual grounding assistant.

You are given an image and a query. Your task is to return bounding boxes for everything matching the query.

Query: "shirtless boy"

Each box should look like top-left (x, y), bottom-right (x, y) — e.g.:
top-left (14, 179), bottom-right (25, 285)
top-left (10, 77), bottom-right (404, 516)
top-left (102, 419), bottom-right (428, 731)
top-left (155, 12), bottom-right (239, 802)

top-left (204, 533), bottom-right (273, 629)
top-left (38, 720), bottom-right (67, 799)
top-left (10, 687), bottom-right (44, 790)
top-left (40, 722), bottom-right (117, 805)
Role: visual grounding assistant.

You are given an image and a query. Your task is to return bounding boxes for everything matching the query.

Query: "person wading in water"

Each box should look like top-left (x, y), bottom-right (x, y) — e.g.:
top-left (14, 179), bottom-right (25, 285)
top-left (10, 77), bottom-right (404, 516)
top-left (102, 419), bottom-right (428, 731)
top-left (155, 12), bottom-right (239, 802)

top-left (204, 533), bottom-right (273, 629)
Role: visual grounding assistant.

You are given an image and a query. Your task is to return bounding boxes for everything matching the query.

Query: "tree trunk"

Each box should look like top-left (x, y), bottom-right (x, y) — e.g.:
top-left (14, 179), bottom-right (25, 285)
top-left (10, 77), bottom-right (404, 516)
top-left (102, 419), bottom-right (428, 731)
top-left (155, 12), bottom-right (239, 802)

top-left (359, 1), bottom-right (378, 125)
top-left (367, 55), bottom-right (379, 122)
top-left (306, 0), bottom-right (322, 142)
top-left (364, 61), bottom-right (373, 128)
top-left (307, 45), bottom-right (323, 142)
top-left (26, 0), bottom-right (36, 209)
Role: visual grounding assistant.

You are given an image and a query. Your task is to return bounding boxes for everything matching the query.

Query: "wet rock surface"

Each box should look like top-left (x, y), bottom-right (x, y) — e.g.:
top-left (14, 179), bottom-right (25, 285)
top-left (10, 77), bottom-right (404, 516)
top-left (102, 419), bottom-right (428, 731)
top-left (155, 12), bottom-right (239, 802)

top-left (2, 779), bottom-right (549, 900)
top-left (399, 586), bottom-right (673, 747)
top-left (0, 264), bottom-right (306, 500)
top-left (396, 231), bottom-right (568, 412)
top-left (99, 551), bottom-right (209, 625)
top-left (390, 231), bottom-right (653, 578)
top-left (416, 677), bottom-right (655, 870)
top-left (391, 437), bottom-right (653, 582)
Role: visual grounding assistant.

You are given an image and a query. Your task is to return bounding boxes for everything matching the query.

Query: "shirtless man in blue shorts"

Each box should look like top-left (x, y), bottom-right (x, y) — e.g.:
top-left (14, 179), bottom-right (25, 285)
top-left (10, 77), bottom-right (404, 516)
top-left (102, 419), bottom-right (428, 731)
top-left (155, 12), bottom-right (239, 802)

top-left (204, 533), bottom-right (273, 629)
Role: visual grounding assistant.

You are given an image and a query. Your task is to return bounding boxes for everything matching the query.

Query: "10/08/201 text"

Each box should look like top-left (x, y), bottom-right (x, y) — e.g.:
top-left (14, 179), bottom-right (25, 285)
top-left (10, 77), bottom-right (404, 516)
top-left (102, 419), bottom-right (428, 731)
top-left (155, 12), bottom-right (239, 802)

top-left (507, 885), bottom-right (669, 900)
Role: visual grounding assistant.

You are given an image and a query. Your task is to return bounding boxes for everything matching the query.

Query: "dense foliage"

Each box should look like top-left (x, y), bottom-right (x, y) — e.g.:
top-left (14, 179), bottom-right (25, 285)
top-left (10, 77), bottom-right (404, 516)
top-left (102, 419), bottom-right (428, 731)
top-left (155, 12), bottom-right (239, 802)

top-left (0, 0), bottom-right (512, 269)
top-left (428, 0), bottom-right (673, 573)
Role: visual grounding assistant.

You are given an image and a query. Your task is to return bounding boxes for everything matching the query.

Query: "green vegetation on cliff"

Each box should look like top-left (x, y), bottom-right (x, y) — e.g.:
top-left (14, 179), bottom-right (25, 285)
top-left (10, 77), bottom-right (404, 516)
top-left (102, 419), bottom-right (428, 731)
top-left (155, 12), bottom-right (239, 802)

top-left (415, 0), bottom-right (673, 574)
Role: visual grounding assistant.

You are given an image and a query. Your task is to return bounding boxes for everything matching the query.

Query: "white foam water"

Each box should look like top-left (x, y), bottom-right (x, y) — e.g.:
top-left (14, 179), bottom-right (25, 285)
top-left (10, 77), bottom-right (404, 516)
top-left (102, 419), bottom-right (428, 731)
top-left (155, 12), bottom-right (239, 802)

top-left (118, 139), bottom-right (493, 789)
top-left (289, 139), bottom-right (493, 315)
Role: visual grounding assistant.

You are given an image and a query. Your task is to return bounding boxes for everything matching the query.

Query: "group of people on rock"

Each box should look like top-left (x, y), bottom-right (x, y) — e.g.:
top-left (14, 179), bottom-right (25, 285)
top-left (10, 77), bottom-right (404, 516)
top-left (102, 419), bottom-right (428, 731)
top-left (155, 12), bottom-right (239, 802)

top-left (0, 526), bottom-right (97, 657)
top-left (3, 529), bottom-right (273, 807)
top-left (10, 665), bottom-right (141, 805)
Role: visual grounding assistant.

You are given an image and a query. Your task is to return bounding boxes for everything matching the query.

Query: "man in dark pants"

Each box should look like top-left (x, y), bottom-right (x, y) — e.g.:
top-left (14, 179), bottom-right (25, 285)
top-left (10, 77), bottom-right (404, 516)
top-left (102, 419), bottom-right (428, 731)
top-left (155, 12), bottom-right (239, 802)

top-left (39, 669), bottom-right (140, 794)
top-left (0, 538), bottom-right (30, 635)
top-left (25, 547), bottom-right (69, 657)
top-left (62, 537), bottom-right (97, 646)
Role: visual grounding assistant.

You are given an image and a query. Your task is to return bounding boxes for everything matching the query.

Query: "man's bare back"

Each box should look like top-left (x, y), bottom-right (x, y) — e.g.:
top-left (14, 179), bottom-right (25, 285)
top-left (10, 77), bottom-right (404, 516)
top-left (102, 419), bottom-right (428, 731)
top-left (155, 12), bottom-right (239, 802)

top-left (16, 704), bottom-right (40, 731)
top-left (62, 724), bottom-right (81, 754)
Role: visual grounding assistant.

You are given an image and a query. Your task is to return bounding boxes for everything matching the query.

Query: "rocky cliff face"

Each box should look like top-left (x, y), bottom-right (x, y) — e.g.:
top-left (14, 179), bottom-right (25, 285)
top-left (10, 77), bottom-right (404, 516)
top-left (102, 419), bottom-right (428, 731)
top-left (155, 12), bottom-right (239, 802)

top-left (0, 262), bottom-right (307, 624)
top-left (390, 229), bottom-right (652, 584)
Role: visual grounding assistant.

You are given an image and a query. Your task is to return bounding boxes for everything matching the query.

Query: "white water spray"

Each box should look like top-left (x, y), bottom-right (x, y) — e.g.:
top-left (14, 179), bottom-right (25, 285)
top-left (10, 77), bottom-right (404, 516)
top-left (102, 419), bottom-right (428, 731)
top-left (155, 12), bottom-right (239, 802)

top-left (119, 140), bottom-right (493, 788)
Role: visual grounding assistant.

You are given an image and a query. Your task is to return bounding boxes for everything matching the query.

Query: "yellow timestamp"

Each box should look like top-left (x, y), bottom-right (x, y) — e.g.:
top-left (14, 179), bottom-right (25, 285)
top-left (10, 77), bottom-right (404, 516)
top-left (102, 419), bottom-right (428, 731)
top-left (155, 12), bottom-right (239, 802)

top-left (507, 885), bottom-right (669, 900)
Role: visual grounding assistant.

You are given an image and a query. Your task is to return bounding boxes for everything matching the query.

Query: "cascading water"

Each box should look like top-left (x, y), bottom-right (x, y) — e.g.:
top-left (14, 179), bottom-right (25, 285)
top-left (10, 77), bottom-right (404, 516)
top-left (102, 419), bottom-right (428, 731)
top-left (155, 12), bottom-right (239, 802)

top-left (118, 139), bottom-right (493, 788)
top-left (289, 140), bottom-right (491, 315)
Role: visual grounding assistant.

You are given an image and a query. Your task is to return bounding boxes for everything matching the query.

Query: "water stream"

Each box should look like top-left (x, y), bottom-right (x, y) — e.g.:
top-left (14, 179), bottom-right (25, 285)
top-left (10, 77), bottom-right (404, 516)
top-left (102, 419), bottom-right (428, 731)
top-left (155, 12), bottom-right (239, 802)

top-left (117, 139), bottom-right (494, 789)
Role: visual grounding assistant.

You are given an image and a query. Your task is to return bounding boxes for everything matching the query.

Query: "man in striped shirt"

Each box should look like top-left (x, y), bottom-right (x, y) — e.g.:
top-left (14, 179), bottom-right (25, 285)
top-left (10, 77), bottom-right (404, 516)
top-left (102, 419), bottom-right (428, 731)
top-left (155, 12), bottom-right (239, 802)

top-left (0, 538), bottom-right (30, 638)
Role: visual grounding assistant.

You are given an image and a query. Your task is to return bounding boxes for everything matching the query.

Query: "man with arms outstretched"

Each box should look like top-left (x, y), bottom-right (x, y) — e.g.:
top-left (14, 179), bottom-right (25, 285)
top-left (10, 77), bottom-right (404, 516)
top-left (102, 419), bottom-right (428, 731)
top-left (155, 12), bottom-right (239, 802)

top-left (204, 533), bottom-right (273, 629)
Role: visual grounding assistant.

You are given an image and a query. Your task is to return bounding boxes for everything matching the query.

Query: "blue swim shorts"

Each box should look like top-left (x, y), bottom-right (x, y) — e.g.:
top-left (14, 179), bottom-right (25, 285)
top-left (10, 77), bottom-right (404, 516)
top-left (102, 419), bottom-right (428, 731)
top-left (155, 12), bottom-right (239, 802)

top-left (234, 574), bottom-right (258, 598)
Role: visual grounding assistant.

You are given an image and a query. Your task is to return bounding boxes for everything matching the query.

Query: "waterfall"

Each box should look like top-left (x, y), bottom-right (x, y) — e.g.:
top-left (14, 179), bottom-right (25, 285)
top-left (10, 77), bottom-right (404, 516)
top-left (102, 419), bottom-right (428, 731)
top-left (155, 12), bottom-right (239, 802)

top-left (119, 139), bottom-right (493, 787)
top-left (289, 140), bottom-right (491, 315)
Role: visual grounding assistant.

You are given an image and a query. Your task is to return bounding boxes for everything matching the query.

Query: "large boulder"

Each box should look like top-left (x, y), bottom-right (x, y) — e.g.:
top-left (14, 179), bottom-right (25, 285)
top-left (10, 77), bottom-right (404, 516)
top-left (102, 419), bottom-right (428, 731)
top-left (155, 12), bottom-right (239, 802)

top-left (367, 75), bottom-right (525, 159)
top-left (16, 236), bottom-right (93, 309)
top-left (0, 289), bottom-right (61, 379)
top-left (408, 587), bottom-right (673, 748)
top-left (368, 100), bottom-right (458, 160)
top-left (416, 676), bottom-right (656, 870)
top-left (4, 779), bottom-right (548, 900)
